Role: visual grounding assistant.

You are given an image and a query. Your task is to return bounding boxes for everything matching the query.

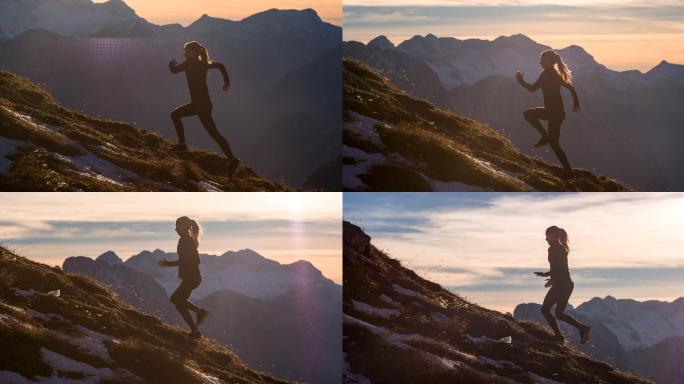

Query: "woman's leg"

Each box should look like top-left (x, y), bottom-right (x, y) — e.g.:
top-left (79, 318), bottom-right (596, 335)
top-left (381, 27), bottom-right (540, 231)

top-left (170, 278), bottom-right (203, 332)
top-left (171, 103), bottom-right (197, 145)
top-left (540, 285), bottom-right (562, 336)
top-left (523, 108), bottom-right (549, 139)
top-left (548, 117), bottom-right (572, 172)
top-left (198, 111), bottom-right (235, 159)
top-left (554, 282), bottom-right (585, 332)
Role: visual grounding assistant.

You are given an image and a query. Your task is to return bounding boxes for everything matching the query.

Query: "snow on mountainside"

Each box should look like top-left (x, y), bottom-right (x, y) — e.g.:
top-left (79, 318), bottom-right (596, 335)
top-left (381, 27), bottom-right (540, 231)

top-left (0, 0), bottom-right (148, 39)
top-left (0, 246), bottom-right (291, 384)
top-left (575, 296), bottom-right (684, 350)
top-left (515, 297), bottom-right (684, 384)
top-left (64, 248), bottom-right (334, 300)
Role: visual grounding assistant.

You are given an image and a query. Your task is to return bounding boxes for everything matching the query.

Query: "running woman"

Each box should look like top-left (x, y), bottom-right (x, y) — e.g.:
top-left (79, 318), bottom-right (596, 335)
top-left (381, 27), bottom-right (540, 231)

top-left (515, 50), bottom-right (580, 177)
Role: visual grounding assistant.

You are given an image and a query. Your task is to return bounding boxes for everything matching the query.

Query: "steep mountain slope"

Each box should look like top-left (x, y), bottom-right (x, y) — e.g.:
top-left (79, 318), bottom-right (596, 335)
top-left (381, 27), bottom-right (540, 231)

top-left (63, 249), bottom-right (342, 384)
top-left (0, 70), bottom-right (287, 191)
top-left (343, 60), bottom-right (628, 191)
top-left (344, 34), bottom-right (684, 190)
top-left (342, 221), bottom-right (650, 384)
top-left (515, 297), bottom-right (684, 384)
top-left (0, 246), bottom-right (291, 384)
top-left (0, 2), bottom-right (341, 187)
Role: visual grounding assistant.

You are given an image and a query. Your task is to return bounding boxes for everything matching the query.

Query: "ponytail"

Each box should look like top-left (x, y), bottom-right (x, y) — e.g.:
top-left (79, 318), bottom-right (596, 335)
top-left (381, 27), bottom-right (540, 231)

top-left (198, 45), bottom-right (210, 64)
top-left (546, 225), bottom-right (570, 251)
top-left (555, 53), bottom-right (572, 84)
top-left (176, 216), bottom-right (201, 246)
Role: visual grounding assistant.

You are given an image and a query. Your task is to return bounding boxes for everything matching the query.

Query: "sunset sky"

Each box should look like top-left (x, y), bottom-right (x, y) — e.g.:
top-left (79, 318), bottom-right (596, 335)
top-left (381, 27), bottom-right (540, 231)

top-left (0, 193), bottom-right (342, 284)
top-left (343, 1), bottom-right (684, 71)
top-left (95, 0), bottom-right (342, 25)
top-left (345, 193), bottom-right (684, 312)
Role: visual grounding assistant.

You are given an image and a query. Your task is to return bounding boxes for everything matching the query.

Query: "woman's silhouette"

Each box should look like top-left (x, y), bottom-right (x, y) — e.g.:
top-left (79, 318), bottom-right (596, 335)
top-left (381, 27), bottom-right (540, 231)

top-left (169, 41), bottom-right (239, 173)
top-left (515, 50), bottom-right (580, 178)
top-left (535, 226), bottom-right (590, 344)
top-left (158, 216), bottom-right (209, 338)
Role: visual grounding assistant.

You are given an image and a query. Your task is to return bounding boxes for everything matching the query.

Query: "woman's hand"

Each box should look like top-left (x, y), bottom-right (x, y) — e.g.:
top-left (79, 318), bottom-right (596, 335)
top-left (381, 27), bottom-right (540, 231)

top-left (544, 279), bottom-right (553, 288)
top-left (169, 59), bottom-right (177, 67)
top-left (222, 82), bottom-right (231, 92)
top-left (514, 71), bottom-right (524, 81)
top-left (158, 258), bottom-right (171, 268)
top-left (534, 271), bottom-right (548, 277)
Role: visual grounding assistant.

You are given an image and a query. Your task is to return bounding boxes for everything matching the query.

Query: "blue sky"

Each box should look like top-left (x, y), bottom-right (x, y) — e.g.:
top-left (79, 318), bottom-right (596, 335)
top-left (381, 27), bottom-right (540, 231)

top-left (0, 192), bottom-right (342, 283)
top-left (345, 193), bottom-right (684, 312)
top-left (343, 2), bottom-right (684, 71)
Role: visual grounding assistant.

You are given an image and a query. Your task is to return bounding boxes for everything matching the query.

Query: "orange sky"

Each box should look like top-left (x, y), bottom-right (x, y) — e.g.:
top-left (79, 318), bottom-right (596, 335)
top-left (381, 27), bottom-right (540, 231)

top-left (99, 0), bottom-right (341, 25)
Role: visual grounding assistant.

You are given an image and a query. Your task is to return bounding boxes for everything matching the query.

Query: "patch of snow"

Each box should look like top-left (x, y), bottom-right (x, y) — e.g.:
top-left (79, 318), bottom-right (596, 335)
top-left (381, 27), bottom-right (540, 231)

top-left (466, 334), bottom-right (493, 344)
top-left (352, 299), bottom-right (399, 319)
top-left (379, 294), bottom-right (401, 308)
top-left (71, 326), bottom-right (115, 362)
top-left (425, 176), bottom-right (490, 192)
top-left (477, 356), bottom-right (522, 370)
top-left (26, 309), bottom-right (66, 322)
top-left (0, 371), bottom-right (32, 384)
top-left (498, 336), bottom-right (512, 344)
top-left (40, 348), bottom-right (142, 383)
top-left (343, 145), bottom-right (387, 190)
top-left (528, 372), bottom-right (560, 384)
top-left (1, 106), bottom-right (60, 136)
top-left (345, 112), bottom-right (385, 147)
top-left (392, 284), bottom-right (423, 299)
top-left (343, 352), bottom-right (372, 384)
top-left (186, 366), bottom-right (220, 384)
top-left (429, 312), bottom-right (448, 322)
top-left (0, 136), bottom-right (23, 174)
top-left (194, 180), bottom-right (223, 192)
top-left (12, 288), bottom-right (38, 297)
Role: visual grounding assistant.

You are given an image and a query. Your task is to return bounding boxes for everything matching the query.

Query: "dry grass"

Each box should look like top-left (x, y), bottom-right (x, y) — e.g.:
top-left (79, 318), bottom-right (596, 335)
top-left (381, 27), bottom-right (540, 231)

top-left (0, 247), bottom-right (293, 384)
top-left (0, 70), bottom-right (288, 191)
top-left (343, 60), bottom-right (630, 192)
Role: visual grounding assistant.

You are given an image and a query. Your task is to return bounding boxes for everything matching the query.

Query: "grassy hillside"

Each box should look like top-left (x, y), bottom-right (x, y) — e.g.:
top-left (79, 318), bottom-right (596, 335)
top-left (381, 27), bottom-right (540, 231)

top-left (343, 221), bottom-right (650, 383)
top-left (0, 70), bottom-right (288, 191)
top-left (0, 246), bottom-right (293, 383)
top-left (343, 60), bottom-right (629, 191)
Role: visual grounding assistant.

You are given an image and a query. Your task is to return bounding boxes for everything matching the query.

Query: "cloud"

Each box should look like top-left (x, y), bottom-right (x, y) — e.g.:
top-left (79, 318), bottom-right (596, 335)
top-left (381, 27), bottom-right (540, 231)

top-left (345, 193), bottom-right (684, 309)
top-left (0, 193), bottom-right (343, 283)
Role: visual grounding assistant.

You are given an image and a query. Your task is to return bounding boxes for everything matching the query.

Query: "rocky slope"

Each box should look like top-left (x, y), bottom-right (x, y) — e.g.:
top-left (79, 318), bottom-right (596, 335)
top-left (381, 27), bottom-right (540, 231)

top-left (63, 248), bottom-right (342, 383)
top-left (343, 221), bottom-right (649, 383)
top-left (344, 34), bottom-right (684, 190)
top-left (0, 70), bottom-right (287, 191)
top-left (515, 296), bottom-right (684, 383)
top-left (0, 246), bottom-right (292, 383)
top-left (343, 60), bottom-right (628, 192)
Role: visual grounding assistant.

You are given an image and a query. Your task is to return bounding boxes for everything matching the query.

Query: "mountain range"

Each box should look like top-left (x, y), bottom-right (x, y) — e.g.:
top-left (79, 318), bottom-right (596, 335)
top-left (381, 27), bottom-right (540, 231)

top-left (0, 245), bottom-right (291, 384)
top-left (515, 296), bottom-right (684, 383)
top-left (343, 59), bottom-right (627, 191)
top-left (344, 34), bottom-right (684, 190)
top-left (343, 221), bottom-right (649, 383)
top-left (62, 248), bottom-right (342, 384)
top-left (0, 0), bottom-right (342, 189)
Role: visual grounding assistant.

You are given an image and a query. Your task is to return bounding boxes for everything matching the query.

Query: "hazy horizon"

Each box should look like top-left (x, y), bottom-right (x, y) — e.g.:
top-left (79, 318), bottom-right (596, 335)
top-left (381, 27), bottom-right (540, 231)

top-left (0, 192), bottom-right (343, 284)
top-left (93, 0), bottom-right (342, 26)
top-left (344, 193), bottom-right (684, 313)
top-left (343, 2), bottom-right (684, 72)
